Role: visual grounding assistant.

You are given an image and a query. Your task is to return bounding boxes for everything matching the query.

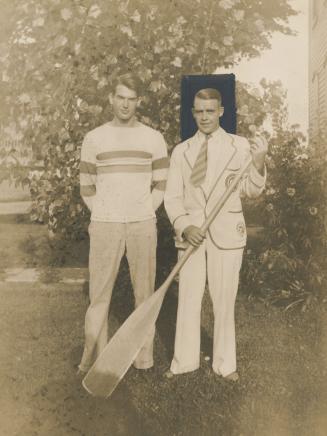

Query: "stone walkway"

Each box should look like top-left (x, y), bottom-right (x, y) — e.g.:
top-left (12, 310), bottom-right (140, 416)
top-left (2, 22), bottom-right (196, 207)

top-left (0, 267), bottom-right (88, 283)
top-left (0, 201), bottom-right (32, 215)
top-left (0, 178), bottom-right (31, 214)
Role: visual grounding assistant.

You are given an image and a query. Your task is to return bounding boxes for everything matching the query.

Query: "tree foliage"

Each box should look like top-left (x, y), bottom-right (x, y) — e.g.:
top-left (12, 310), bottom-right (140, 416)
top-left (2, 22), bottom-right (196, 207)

top-left (1, 0), bottom-right (297, 236)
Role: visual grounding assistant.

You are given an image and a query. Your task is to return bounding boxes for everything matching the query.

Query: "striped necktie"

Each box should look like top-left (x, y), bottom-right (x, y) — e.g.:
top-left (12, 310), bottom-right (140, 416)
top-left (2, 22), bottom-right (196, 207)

top-left (190, 134), bottom-right (211, 187)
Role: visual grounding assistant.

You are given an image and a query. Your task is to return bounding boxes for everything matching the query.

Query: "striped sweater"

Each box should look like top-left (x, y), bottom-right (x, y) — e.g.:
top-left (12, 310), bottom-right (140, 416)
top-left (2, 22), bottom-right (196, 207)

top-left (80, 122), bottom-right (169, 222)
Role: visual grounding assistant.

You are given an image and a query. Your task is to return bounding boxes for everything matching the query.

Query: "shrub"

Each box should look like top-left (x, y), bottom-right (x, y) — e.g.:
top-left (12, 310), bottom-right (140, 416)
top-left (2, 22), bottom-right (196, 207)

top-left (241, 129), bottom-right (326, 309)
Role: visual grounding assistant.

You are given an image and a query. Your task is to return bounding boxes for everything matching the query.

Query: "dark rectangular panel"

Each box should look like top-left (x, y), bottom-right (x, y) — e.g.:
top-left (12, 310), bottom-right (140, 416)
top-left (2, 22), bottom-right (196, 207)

top-left (180, 74), bottom-right (236, 140)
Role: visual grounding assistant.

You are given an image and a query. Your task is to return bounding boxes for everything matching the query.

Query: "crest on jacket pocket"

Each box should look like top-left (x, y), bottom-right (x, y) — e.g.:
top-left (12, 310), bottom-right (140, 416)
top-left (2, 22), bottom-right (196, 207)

top-left (225, 174), bottom-right (239, 192)
top-left (236, 221), bottom-right (245, 237)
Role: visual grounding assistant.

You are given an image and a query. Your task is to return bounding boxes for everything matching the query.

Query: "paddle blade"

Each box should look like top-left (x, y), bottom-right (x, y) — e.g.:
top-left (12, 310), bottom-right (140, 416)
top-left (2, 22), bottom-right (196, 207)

top-left (82, 285), bottom-right (167, 398)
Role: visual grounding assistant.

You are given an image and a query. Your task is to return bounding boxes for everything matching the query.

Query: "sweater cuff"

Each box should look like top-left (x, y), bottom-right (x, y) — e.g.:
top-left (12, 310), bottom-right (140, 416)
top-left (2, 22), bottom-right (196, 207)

top-left (173, 214), bottom-right (192, 241)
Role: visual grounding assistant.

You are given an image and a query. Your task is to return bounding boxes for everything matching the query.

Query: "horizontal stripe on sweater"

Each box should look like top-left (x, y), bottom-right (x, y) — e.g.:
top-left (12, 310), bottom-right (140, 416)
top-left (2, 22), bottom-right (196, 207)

top-left (152, 157), bottom-right (169, 170)
top-left (96, 150), bottom-right (152, 160)
top-left (80, 158), bottom-right (169, 175)
top-left (80, 185), bottom-right (96, 196)
top-left (80, 161), bottom-right (96, 175)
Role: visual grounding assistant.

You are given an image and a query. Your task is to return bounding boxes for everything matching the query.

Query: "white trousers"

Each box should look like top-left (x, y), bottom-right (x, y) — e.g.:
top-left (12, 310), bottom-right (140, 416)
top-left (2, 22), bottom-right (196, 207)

top-left (79, 219), bottom-right (157, 372)
top-left (171, 238), bottom-right (243, 377)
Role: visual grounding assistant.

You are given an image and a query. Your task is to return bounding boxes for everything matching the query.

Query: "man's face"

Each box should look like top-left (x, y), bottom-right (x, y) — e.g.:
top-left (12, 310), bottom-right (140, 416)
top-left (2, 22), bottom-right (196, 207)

top-left (192, 97), bottom-right (224, 135)
top-left (110, 84), bottom-right (139, 122)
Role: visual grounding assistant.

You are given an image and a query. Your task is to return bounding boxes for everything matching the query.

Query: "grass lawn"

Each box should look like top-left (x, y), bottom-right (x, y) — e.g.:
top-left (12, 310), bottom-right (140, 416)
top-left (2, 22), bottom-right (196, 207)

top-left (0, 217), bottom-right (326, 435)
top-left (111, 261), bottom-right (327, 436)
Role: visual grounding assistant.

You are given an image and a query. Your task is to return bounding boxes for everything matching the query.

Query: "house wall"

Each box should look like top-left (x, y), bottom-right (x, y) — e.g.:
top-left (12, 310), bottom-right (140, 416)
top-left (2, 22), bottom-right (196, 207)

top-left (309, 0), bottom-right (327, 140)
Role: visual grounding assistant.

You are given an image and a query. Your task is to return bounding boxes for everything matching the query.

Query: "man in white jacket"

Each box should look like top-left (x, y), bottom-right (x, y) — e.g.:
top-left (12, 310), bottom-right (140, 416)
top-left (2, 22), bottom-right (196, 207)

top-left (164, 88), bottom-right (267, 380)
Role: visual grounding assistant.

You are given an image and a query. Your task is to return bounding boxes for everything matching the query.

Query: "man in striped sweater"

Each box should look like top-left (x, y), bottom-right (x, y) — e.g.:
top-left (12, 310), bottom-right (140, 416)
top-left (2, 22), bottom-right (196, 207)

top-left (78, 73), bottom-right (169, 373)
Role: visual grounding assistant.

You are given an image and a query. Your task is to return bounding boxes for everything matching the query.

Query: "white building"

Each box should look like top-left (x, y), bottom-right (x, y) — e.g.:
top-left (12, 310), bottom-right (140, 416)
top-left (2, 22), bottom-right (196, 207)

top-left (309, 0), bottom-right (327, 140)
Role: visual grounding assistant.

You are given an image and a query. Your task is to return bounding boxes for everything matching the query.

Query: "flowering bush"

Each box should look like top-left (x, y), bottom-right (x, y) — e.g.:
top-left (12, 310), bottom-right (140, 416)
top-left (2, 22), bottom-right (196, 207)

top-left (241, 126), bottom-right (327, 308)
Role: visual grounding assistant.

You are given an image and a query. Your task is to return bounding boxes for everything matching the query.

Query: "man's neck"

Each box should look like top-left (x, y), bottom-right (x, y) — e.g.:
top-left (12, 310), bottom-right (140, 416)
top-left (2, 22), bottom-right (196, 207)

top-left (109, 116), bottom-right (139, 127)
top-left (198, 125), bottom-right (220, 136)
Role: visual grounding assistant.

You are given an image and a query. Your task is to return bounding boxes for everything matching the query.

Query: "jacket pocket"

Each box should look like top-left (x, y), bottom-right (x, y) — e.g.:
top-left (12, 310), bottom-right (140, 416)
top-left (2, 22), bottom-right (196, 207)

top-left (226, 165), bottom-right (241, 172)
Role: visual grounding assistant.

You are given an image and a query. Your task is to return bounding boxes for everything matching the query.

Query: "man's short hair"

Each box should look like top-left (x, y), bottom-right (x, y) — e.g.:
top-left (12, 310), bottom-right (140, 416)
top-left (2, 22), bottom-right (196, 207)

top-left (194, 88), bottom-right (222, 106)
top-left (112, 73), bottom-right (142, 96)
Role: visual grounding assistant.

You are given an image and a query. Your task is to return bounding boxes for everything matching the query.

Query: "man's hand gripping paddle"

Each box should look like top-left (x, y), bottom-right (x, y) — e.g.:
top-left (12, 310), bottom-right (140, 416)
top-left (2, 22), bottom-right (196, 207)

top-left (82, 157), bottom-right (253, 398)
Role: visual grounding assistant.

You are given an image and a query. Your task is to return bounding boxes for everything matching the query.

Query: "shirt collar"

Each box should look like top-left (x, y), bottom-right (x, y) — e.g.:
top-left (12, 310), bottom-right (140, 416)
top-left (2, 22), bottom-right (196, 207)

top-left (197, 127), bottom-right (223, 142)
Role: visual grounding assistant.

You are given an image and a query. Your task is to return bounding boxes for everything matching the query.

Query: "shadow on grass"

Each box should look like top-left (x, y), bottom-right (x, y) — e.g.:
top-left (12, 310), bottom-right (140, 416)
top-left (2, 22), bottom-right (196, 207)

top-left (30, 348), bottom-right (151, 436)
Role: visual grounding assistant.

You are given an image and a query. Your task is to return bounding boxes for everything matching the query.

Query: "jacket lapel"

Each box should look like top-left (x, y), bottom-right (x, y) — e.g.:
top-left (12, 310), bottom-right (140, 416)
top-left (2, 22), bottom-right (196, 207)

top-left (183, 133), bottom-right (201, 169)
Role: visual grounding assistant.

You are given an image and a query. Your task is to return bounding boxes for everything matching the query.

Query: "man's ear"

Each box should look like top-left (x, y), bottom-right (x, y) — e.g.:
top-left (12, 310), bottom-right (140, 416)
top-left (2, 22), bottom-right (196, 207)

top-left (136, 97), bottom-right (142, 108)
top-left (109, 93), bottom-right (113, 105)
top-left (219, 107), bottom-right (224, 117)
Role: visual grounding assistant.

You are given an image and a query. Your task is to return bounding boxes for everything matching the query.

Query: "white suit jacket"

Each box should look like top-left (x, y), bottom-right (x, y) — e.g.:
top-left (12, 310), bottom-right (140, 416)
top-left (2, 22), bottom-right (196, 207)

top-left (164, 127), bottom-right (266, 250)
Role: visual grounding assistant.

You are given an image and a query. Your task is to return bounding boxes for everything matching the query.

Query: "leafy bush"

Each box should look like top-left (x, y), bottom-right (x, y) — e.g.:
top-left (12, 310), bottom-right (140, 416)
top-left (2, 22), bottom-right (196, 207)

top-left (241, 127), bottom-right (326, 309)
